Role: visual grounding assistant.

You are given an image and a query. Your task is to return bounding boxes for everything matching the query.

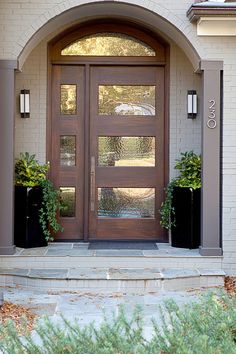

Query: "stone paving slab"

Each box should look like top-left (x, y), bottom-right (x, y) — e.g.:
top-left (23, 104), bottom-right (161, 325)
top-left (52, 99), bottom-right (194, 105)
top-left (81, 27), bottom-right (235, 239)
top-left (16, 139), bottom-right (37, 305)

top-left (198, 269), bottom-right (226, 276)
top-left (69, 250), bottom-right (95, 256)
top-left (5, 243), bottom-right (218, 258)
top-left (0, 268), bottom-right (29, 276)
top-left (21, 248), bottom-right (48, 256)
top-left (160, 269), bottom-right (200, 279)
top-left (29, 269), bottom-right (68, 279)
top-left (68, 268), bottom-right (108, 279)
top-left (26, 303), bottom-right (57, 316)
top-left (94, 250), bottom-right (143, 257)
top-left (48, 243), bottom-right (73, 249)
top-left (46, 248), bottom-right (94, 256)
top-left (73, 243), bottom-right (90, 249)
top-left (1, 286), bottom-right (224, 341)
top-left (108, 268), bottom-right (162, 280)
top-left (0, 268), bottom-right (225, 281)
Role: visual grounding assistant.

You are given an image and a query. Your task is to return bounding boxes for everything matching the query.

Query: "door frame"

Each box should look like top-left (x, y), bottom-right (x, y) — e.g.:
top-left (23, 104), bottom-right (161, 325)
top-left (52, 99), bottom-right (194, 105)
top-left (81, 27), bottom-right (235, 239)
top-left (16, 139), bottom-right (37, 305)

top-left (47, 21), bottom-right (170, 242)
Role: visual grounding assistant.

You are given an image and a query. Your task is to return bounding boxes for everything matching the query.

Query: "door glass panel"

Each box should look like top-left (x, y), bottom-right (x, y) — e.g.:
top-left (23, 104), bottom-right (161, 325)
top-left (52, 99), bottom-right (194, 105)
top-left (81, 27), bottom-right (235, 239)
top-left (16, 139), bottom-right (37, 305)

top-left (98, 137), bottom-right (155, 167)
top-left (99, 85), bottom-right (155, 115)
top-left (60, 136), bottom-right (76, 166)
top-left (60, 85), bottom-right (77, 115)
top-left (61, 33), bottom-right (155, 56)
top-left (60, 187), bottom-right (76, 217)
top-left (98, 187), bottom-right (155, 218)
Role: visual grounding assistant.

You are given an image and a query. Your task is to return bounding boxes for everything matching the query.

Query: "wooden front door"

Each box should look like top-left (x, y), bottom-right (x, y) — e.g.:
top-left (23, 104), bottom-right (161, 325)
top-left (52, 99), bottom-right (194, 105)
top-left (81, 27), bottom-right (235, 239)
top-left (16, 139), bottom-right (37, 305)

top-left (51, 64), bottom-right (166, 241)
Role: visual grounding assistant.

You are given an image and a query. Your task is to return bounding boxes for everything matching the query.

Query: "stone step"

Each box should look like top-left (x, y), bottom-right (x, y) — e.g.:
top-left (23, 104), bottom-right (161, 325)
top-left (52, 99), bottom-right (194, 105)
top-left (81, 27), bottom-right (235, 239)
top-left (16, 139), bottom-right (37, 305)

top-left (0, 268), bottom-right (225, 293)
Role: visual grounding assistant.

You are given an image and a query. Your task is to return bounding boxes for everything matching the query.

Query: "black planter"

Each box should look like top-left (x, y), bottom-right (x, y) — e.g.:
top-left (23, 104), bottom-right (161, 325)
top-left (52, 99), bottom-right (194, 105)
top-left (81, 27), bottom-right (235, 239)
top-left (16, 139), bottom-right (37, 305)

top-left (14, 186), bottom-right (47, 248)
top-left (171, 187), bottom-right (201, 249)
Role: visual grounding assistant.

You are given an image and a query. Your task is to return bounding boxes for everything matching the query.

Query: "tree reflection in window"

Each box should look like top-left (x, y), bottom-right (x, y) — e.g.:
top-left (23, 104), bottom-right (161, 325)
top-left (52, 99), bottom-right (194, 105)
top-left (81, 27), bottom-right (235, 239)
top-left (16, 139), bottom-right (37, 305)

top-left (61, 33), bottom-right (156, 56)
top-left (99, 85), bottom-right (156, 116)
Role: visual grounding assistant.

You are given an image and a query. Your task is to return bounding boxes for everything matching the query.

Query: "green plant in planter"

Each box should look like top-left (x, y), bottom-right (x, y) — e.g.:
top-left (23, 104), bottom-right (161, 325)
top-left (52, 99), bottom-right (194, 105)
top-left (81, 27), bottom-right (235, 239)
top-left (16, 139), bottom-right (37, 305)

top-left (15, 152), bottom-right (48, 187)
top-left (160, 151), bottom-right (201, 230)
top-left (15, 152), bottom-right (64, 241)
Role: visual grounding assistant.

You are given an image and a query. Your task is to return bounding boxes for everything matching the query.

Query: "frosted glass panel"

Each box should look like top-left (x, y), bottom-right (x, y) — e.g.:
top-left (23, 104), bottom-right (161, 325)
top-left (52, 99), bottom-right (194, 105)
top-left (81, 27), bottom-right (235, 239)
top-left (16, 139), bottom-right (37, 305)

top-left (60, 187), bottom-right (76, 217)
top-left (98, 188), bottom-right (155, 218)
top-left (60, 136), bottom-right (76, 166)
top-left (98, 137), bottom-right (155, 167)
top-left (60, 85), bottom-right (77, 115)
top-left (99, 85), bottom-right (155, 116)
top-left (61, 33), bottom-right (155, 56)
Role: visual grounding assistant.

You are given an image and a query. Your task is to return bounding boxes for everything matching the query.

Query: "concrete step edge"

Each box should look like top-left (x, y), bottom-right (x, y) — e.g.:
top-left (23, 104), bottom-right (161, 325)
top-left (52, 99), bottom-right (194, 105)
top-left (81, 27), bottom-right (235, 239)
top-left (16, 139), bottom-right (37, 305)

top-left (0, 268), bottom-right (226, 280)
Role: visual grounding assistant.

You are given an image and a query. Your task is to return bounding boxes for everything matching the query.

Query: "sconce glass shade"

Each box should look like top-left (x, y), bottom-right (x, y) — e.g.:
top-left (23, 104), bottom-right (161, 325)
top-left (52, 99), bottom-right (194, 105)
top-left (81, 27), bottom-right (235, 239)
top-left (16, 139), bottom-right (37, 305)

top-left (187, 90), bottom-right (197, 119)
top-left (20, 90), bottom-right (30, 118)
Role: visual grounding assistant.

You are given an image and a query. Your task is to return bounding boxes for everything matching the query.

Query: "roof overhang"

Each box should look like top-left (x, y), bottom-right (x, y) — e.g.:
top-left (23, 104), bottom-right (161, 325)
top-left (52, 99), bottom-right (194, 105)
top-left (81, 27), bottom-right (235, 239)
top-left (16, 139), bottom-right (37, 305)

top-left (187, 2), bottom-right (236, 36)
top-left (187, 2), bottom-right (236, 23)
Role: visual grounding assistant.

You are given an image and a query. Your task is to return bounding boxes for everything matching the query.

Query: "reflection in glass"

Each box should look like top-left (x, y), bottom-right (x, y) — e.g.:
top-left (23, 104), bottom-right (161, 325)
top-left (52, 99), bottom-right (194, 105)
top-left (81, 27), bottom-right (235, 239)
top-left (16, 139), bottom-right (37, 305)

top-left (60, 85), bottom-right (77, 115)
top-left (61, 33), bottom-right (155, 56)
top-left (99, 85), bottom-right (155, 116)
top-left (98, 188), bottom-right (155, 218)
top-left (60, 136), bottom-right (76, 166)
top-left (60, 187), bottom-right (76, 217)
top-left (98, 137), bottom-right (155, 167)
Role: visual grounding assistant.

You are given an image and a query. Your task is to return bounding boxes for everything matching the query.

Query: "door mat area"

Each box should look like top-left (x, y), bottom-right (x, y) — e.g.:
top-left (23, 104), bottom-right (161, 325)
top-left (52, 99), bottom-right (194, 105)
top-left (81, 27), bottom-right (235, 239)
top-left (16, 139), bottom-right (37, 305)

top-left (88, 241), bottom-right (158, 250)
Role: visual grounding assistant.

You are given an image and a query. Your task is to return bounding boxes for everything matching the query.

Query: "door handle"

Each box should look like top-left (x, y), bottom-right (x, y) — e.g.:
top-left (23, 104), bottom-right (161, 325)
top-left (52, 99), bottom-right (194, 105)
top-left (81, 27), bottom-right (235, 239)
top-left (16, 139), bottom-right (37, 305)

top-left (90, 156), bottom-right (95, 211)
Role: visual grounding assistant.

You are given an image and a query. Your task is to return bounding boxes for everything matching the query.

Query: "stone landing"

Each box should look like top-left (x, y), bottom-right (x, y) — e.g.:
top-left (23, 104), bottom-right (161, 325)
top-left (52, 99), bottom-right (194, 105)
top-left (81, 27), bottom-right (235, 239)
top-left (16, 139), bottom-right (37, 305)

top-left (0, 243), bottom-right (224, 293)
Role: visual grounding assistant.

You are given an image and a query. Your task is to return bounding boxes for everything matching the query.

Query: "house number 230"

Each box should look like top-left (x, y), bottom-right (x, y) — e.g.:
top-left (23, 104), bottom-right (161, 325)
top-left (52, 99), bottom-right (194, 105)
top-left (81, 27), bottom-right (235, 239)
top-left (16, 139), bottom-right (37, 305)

top-left (207, 99), bottom-right (217, 129)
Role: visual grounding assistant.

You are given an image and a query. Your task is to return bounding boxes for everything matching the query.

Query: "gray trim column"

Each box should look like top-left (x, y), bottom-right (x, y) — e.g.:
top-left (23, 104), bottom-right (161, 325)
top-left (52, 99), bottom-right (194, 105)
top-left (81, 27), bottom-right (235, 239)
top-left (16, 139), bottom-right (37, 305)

top-left (199, 60), bottom-right (223, 256)
top-left (0, 60), bottom-right (17, 255)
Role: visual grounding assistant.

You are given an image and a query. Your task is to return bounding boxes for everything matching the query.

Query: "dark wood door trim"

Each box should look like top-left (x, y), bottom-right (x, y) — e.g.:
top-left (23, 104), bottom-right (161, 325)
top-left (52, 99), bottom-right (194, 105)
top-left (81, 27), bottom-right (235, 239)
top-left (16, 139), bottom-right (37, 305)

top-left (47, 22), bottom-right (169, 242)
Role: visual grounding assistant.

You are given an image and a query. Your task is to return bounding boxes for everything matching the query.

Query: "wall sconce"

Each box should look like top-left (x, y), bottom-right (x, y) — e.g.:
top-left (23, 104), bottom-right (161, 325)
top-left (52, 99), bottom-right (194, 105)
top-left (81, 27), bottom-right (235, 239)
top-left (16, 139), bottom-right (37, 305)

top-left (187, 90), bottom-right (197, 119)
top-left (20, 90), bottom-right (30, 118)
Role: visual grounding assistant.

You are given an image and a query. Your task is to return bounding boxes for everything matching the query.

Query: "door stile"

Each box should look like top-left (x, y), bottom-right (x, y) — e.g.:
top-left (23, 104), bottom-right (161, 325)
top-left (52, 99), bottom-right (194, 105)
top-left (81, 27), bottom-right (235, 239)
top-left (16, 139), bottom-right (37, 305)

top-left (83, 64), bottom-right (90, 241)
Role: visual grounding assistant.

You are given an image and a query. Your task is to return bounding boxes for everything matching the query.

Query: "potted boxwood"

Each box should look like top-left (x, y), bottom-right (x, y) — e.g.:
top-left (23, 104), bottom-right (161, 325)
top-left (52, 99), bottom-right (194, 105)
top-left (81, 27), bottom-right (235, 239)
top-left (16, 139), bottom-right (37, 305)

top-left (14, 152), bottom-right (64, 248)
top-left (160, 151), bottom-right (201, 249)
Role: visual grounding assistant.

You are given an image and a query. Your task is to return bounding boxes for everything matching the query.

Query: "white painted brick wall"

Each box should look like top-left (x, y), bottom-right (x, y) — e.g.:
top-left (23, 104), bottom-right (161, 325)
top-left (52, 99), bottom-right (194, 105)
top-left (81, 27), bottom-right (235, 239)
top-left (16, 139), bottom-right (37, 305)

top-left (1, 0), bottom-right (236, 274)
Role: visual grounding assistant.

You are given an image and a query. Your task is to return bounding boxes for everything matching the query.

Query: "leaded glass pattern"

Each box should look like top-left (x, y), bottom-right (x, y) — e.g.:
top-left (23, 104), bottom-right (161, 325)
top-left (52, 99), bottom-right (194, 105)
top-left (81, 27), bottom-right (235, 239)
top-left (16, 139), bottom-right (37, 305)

top-left (61, 33), bottom-right (155, 56)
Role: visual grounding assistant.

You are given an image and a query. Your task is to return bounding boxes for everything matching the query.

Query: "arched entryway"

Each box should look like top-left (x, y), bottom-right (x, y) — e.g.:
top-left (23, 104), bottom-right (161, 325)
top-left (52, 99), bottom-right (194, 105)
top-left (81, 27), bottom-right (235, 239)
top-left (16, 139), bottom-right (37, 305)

top-left (49, 22), bottom-right (169, 241)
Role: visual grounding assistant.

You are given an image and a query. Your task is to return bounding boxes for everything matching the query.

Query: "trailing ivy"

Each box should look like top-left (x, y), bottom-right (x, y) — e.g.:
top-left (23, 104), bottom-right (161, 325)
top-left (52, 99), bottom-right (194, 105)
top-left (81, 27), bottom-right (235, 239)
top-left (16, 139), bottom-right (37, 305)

top-left (39, 179), bottom-right (64, 242)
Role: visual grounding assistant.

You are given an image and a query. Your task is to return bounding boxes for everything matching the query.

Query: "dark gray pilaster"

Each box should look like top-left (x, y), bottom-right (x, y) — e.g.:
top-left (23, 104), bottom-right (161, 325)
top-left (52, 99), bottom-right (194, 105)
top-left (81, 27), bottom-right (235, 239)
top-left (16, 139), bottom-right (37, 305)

top-left (199, 60), bottom-right (223, 256)
top-left (0, 60), bottom-right (17, 255)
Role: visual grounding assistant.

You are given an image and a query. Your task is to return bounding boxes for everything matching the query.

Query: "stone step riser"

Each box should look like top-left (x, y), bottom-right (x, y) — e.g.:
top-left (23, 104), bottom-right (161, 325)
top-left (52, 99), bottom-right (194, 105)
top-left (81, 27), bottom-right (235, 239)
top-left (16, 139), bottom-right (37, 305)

top-left (0, 274), bottom-right (224, 293)
top-left (0, 256), bottom-right (223, 270)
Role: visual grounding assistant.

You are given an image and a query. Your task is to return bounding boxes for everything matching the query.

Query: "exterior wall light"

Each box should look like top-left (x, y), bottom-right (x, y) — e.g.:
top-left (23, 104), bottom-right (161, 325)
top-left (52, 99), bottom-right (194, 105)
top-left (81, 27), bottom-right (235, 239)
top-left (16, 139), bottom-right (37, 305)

top-left (20, 90), bottom-right (30, 118)
top-left (187, 90), bottom-right (197, 119)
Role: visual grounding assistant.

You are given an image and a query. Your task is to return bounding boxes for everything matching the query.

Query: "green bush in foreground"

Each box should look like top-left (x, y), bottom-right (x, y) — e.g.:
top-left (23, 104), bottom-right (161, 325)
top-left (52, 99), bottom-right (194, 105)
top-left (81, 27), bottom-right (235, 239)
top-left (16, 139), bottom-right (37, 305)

top-left (0, 292), bottom-right (235, 354)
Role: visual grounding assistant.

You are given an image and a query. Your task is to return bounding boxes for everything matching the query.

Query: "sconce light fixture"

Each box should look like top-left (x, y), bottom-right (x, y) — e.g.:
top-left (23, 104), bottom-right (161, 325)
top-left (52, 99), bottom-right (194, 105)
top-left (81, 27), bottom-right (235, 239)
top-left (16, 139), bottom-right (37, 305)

top-left (187, 90), bottom-right (197, 119)
top-left (20, 90), bottom-right (30, 118)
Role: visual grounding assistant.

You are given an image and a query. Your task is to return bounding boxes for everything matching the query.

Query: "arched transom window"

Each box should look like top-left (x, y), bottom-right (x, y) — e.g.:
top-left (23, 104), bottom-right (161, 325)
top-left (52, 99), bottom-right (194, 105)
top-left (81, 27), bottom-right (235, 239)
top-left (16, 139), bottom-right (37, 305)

top-left (61, 32), bottom-right (156, 57)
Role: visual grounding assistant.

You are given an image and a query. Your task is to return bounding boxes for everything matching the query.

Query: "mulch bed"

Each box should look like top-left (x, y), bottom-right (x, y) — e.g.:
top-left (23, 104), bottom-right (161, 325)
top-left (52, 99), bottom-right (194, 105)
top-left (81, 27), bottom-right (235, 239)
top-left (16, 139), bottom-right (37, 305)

top-left (0, 302), bottom-right (37, 334)
top-left (225, 276), bottom-right (236, 296)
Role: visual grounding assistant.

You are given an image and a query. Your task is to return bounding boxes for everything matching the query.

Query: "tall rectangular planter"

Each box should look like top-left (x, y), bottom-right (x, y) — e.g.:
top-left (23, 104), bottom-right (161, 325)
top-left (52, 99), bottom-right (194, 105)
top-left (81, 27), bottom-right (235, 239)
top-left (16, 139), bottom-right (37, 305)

top-left (171, 187), bottom-right (201, 249)
top-left (14, 186), bottom-right (47, 248)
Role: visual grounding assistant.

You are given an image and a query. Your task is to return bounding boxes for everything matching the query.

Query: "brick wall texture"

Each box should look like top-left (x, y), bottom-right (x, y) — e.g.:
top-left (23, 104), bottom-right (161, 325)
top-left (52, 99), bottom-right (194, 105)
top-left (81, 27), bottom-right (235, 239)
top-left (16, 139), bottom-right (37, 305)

top-left (1, 0), bottom-right (236, 273)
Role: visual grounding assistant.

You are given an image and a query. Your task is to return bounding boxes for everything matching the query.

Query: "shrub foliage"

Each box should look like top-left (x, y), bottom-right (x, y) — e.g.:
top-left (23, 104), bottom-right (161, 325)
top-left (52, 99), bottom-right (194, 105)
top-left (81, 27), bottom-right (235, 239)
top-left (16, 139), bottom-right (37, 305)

top-left (0, 293), bottom-right (235, 354)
